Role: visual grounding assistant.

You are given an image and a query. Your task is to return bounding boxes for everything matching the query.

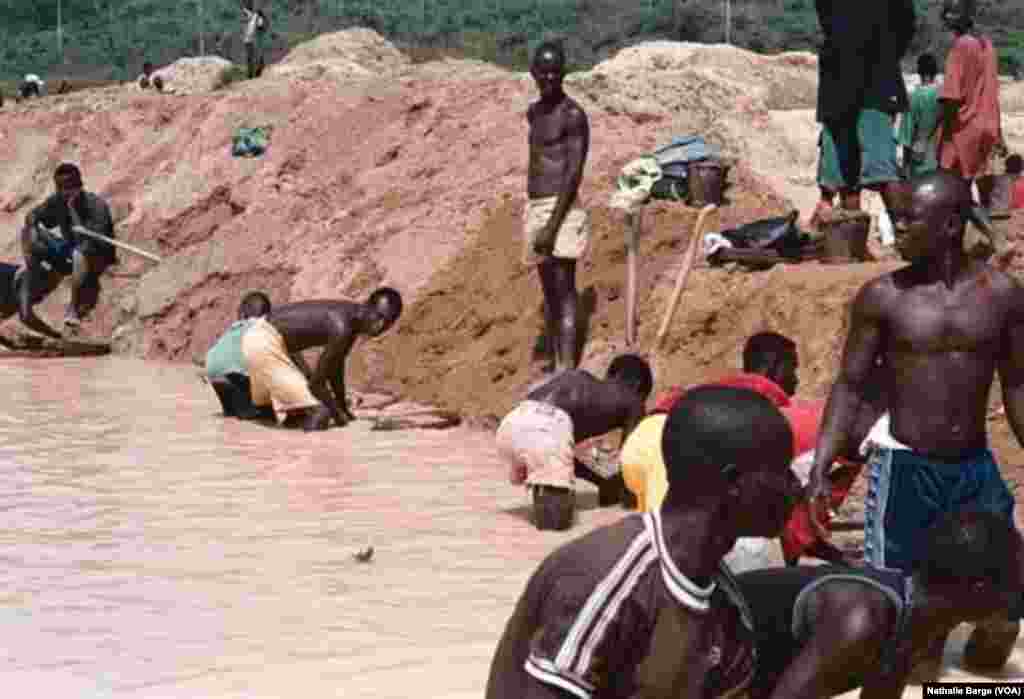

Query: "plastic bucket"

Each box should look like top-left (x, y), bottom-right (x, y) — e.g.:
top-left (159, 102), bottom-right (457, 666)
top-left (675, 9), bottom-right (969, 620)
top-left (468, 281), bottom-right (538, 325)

top-left (687, 160), bottom-right (727, 207)
top-left (822, 211), bottom-right (870, 263)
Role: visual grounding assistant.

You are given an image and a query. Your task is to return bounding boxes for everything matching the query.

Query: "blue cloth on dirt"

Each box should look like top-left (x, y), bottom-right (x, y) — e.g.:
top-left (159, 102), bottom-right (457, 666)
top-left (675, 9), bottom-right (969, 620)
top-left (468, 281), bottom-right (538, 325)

top-left (650, 136), bottom-right (721, 179)
top-left (205, 318), bottom-right (260, 379)
top-left (231, 127), bottom-right (269, 158)
top-left (864, 446), bottom-right (1016, 572)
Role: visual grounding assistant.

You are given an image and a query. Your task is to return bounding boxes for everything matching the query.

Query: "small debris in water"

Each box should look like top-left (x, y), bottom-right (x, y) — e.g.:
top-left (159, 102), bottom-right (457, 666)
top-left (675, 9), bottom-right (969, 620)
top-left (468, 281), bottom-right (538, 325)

top-left (354, 546), bottom-right (374, 563)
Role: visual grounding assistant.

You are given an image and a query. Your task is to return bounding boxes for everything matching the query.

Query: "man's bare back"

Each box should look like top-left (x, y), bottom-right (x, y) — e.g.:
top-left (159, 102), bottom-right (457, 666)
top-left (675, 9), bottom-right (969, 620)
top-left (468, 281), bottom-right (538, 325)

top-left (255, 289), bottom-right (402, 431)
top-left (527, 369), bottom-right (645, 443)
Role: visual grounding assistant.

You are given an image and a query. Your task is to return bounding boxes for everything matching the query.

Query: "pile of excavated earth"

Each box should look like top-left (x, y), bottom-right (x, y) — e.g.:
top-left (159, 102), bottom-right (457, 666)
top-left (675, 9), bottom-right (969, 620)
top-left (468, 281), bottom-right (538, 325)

top-left (1, 28), bottom-right (1024, 469)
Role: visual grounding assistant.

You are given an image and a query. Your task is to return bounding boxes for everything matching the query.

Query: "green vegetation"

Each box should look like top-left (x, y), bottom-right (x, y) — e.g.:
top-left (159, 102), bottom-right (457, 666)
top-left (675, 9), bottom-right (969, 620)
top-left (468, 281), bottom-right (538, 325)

top-left (2, 0), bottom-right (1023, 82)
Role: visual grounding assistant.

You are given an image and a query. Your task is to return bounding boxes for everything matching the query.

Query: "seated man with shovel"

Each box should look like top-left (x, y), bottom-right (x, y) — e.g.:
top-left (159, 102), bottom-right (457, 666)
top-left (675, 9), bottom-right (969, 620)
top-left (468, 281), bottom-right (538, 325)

top-left (21, 163), bottom-right (118, 338)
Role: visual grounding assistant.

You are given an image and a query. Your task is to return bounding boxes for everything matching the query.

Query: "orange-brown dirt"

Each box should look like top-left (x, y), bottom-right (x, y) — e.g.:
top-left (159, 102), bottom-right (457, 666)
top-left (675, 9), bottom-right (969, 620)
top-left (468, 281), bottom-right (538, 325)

top-left (1, 30), bottom-right (1024, 485)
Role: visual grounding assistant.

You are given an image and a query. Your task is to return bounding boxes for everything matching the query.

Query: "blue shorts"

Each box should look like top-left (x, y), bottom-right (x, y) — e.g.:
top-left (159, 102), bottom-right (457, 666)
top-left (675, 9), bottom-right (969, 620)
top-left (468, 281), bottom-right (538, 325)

top-left (864, 447), bottom-right (1016, 571)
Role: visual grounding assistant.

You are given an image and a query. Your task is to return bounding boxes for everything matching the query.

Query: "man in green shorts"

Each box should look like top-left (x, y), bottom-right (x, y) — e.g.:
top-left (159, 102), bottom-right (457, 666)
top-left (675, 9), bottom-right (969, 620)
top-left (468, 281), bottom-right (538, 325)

top-left (813, 1), bottom-right (916, 218)
top-left (897, 54), bottom-right (942, 179)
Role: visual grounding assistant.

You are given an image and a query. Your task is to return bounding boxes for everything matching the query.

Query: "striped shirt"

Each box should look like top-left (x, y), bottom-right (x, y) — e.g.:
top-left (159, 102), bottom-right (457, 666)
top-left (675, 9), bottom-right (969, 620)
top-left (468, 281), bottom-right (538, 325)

top-left (487, 510), bottom-right (755, 699)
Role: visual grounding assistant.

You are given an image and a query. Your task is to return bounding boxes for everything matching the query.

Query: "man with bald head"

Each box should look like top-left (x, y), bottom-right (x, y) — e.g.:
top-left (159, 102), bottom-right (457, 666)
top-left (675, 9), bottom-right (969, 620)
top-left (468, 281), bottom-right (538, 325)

top-left (808, 169), bottom-right (1023, 673)
top-left (525, 41), bottom-right (590, 373)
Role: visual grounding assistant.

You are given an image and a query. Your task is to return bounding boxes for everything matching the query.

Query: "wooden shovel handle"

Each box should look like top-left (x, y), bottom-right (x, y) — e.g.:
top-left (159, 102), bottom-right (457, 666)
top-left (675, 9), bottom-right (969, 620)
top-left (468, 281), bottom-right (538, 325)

top-left (656, 204), bottom-right (717, 347)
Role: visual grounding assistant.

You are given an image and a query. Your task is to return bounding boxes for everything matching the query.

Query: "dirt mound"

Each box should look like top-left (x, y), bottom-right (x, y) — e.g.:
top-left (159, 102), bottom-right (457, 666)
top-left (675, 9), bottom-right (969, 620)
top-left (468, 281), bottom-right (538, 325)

top-left (269, 28), bottom-right (410, 81)
top-left (2, 31), bottom-right (1023, 475)
top-left (568, 42), bottom-right (817, 124)
top-left (1000, 80), bottom-right (1024, 114)
top-left (159, 56), bottom-right (234, 95)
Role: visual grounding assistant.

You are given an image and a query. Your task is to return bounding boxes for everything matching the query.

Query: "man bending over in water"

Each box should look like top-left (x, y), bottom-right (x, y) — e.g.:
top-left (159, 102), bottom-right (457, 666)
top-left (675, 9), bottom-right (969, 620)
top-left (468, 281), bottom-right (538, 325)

top-left (495, 354), bottom-right (652, 531)
top-left (204, 291), bottom-right (274, 420)
top-left (525, 41), bottom-right (590, 373)
top-left (809, 169), bottom-right (1024, 674)
top-left (487, 386), bottom-right (801, 699)
top-left (241, 287), bottom-right (402, 431)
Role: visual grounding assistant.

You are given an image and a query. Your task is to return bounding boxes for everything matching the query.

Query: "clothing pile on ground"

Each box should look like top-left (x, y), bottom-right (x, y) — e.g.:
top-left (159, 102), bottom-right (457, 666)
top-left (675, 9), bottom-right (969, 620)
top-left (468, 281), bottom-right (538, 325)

top-left (610, 135), bottom-right (727, 212)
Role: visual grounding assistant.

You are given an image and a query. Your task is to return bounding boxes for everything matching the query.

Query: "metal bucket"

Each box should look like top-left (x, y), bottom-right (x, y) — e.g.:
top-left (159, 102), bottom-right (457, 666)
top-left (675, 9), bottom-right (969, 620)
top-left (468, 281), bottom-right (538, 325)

top-left (687, 160), bottom-right (727, 207)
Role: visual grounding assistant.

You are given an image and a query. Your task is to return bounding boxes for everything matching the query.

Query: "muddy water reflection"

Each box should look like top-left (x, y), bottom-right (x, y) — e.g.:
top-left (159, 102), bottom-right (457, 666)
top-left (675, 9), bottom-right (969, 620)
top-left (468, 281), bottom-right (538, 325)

top-left (0, 356), bottom-right (542, 698)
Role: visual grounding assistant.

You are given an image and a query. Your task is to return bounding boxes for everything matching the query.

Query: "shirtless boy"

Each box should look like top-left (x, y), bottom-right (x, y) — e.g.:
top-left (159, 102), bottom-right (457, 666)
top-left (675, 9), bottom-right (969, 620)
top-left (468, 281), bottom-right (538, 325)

top-left (525, 41), bottom-right (590, 372)
top-left (496, 354), bottom-right (652, 530)
top-left (809, 169), bottom-right (1024, 671)
top-left (739, 509), bottom-right (1023, 699)
top-left (241, 287), bottom-right (402, 431)
top-left (486, 386), bottom-right (801, 699)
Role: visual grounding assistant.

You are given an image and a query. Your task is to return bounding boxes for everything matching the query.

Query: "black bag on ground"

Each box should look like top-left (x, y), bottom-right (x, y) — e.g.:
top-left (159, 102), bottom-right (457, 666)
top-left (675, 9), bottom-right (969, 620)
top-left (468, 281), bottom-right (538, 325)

top-left (719, 210), bottom-right (805, 258)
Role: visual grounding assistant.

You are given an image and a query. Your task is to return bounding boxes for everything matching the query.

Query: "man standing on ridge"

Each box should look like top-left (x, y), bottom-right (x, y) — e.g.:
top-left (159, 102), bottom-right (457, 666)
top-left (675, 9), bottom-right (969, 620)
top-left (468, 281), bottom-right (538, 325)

top-left (524, 41), bottom-right (590, 373)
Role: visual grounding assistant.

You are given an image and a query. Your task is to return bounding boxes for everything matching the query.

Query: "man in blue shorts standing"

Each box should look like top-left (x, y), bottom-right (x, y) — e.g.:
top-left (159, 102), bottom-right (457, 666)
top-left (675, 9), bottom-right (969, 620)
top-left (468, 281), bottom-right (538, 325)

top-left (809, 170), bottom-right (1023, 675)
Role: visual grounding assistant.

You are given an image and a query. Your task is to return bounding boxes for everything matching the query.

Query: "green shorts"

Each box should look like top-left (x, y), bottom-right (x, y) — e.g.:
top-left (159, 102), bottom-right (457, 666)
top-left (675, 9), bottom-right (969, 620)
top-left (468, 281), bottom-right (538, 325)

top-left (818, 109), bottom-right (900, 191)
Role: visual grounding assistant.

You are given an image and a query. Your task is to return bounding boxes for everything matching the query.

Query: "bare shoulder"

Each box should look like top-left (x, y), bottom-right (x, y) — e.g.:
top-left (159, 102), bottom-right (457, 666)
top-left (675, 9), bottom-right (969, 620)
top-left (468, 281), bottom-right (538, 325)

top-left (982, 264), bottom-right (1024, 313)
top-left (852, 272), bottom-right (899, 319)
top-left (562, 97), bottom-right (589, 125)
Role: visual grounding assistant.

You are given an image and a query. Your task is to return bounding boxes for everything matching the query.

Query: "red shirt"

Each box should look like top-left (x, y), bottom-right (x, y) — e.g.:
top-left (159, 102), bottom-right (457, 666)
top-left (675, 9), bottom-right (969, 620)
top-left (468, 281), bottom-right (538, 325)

top-left (1010, 176), bottom-right (1024, 210)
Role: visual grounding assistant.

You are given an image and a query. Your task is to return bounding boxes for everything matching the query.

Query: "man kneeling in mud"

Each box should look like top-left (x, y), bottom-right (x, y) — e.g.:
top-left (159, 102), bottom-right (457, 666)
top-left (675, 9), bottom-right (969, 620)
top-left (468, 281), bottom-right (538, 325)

top-left (204, 291), bottom-right (274, 420)
top-left (738, 509), bottom-right (1023, 699)
top-left (241, 287), bottom-right (402, 431)
top-left (486, 386), bottom-right (801, 699)
top-left (495, 354), bottom-right (653, 530)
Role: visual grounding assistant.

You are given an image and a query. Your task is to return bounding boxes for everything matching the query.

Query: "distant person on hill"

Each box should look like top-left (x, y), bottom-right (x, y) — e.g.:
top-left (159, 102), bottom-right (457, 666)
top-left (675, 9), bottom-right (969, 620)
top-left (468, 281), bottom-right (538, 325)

top-left (18, 74), bottom-right (44, 100)
top-left (240, 1), bottom-right (268, 79)
top-left (204, 291), bottom-right (274, 420)
top-left (812, 0), bottom-right (915, 220)
top-left (240, 288), bottom-right (402, 431)
top-left (21, 163), bottom-right (118, 339)
top-left (138, 62), bottom-right (165, 92)
top-left (495, 354), bottom-right (653, 531)
top-left (898, 53), bottom-right (942, 179)
top-left (525, 40), bottom-right (590, 374)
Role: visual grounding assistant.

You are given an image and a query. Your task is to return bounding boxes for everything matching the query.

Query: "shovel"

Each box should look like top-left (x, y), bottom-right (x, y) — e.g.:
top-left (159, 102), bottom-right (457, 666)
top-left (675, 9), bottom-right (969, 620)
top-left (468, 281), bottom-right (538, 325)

top-left (71, 225), bottom-right (162, 263)
top-left (656, 204), bottom-right (718, 348)
top-left (624, 210), bottom-right (641, 347)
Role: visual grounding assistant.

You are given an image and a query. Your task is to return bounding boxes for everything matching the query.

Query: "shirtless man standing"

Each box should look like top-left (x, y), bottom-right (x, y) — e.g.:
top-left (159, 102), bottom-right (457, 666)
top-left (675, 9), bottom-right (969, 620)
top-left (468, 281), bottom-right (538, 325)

top-left (808, 169), bottom-right (1023, 673)
top-left (241, 287), bottom-right (402, 431)
top-left (525, 41), bottom-right (590, 373)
